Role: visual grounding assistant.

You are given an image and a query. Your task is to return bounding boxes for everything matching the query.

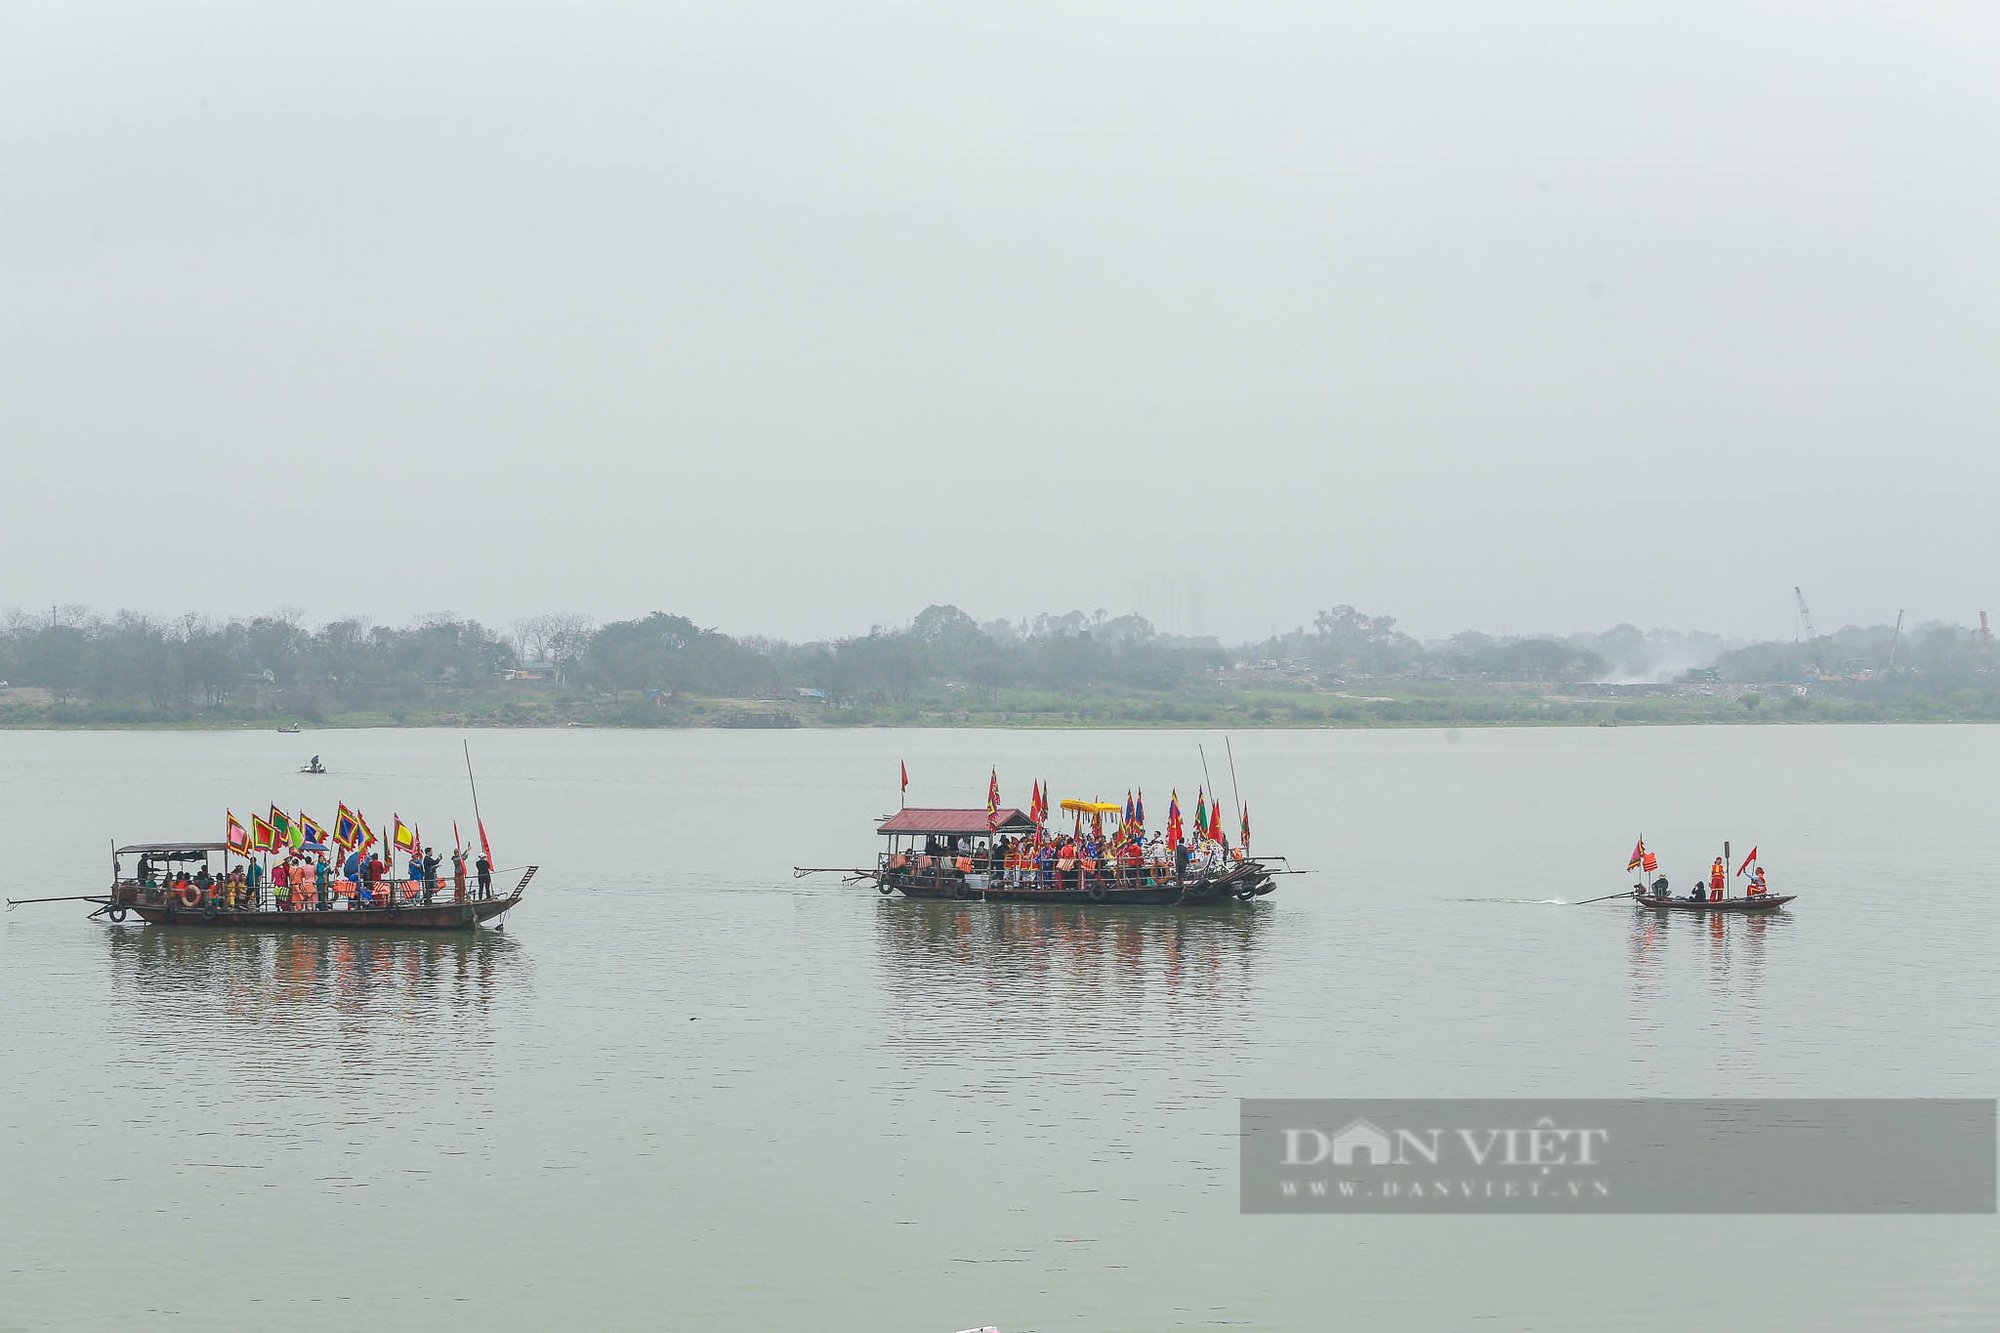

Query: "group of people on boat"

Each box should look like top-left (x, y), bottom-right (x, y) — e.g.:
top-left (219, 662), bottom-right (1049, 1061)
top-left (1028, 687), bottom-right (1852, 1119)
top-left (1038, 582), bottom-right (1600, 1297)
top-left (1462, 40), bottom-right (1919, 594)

top-left (1639, 849), bottom-right (1771, 902)
top-left (900, 825), bottom-right (1241, 891)
top-left (140, 847), bottom-right (496, 912)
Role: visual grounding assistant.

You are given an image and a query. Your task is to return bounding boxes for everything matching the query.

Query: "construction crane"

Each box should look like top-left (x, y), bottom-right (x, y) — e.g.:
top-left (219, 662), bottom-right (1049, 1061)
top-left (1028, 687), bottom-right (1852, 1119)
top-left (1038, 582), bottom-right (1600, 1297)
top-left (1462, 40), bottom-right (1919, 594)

top-left (1793, 587), bottom-right (1818, 642)
top-left (1884, 610), bottom-right (1904, 673)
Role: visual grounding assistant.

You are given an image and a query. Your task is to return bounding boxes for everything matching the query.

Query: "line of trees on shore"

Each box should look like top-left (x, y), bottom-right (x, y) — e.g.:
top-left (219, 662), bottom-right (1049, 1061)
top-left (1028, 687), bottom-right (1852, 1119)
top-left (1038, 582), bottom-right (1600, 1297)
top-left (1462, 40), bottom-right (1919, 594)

top-left (0, 601), bottom-right (1991, 721)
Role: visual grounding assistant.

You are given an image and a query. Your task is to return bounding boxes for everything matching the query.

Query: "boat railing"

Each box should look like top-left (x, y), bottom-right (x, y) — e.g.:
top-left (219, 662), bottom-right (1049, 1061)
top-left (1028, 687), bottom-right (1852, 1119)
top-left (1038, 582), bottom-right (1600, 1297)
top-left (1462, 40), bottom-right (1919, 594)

top-left (882, 849), bottom-right (1205, 893)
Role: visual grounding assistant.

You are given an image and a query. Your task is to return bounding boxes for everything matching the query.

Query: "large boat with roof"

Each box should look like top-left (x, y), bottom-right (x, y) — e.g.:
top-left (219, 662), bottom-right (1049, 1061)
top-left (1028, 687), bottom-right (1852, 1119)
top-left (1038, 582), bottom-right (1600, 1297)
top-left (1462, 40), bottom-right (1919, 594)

top-left (798, 788), bottom-right (1286, 905)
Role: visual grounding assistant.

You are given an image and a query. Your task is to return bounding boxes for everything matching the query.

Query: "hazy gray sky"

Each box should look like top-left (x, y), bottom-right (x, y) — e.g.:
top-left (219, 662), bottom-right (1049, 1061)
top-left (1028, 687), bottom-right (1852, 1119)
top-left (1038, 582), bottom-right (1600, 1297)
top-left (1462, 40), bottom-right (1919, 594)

top-left (5, 2), bottom-right (1997, 644)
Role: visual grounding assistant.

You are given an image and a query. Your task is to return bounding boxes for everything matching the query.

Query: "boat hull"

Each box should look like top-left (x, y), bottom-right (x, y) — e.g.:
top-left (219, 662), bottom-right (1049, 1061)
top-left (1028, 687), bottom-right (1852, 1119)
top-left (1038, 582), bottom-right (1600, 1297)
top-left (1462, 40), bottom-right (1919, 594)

top-left (877, 863), bottom-right (1276, 906)
top-left (1632, 892), bottom-right (1795, 913)
top-left (121, 893), bottom-right (521, 929)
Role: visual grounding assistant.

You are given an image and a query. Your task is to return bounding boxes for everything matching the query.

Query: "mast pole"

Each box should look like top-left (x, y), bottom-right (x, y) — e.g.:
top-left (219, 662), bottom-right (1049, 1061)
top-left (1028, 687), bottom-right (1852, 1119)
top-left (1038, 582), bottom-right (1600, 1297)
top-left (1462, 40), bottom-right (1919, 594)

top-left (464, 739), bottom-right (485, 840)
top-left (1225, 736), bottom-right (1244, 830)
top-left (1199, 744), bottom-right (1218, 846)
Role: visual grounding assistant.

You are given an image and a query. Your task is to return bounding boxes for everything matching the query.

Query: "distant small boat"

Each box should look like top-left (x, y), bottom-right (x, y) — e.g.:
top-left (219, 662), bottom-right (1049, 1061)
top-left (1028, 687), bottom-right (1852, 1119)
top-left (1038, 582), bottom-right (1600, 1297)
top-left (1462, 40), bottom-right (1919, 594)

top-left (277, 723), bottom-right (301, 734)
top-left (1630, 889), bottom-right (1795, 913)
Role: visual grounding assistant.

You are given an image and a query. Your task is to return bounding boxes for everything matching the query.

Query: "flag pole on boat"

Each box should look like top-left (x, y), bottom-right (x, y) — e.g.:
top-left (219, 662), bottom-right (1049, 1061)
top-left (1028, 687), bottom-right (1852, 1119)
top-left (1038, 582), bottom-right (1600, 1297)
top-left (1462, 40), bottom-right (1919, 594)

top-left (1225, 737), bottom-right (1244, 839)
top-left (464, 739), bottom-right (486, 858)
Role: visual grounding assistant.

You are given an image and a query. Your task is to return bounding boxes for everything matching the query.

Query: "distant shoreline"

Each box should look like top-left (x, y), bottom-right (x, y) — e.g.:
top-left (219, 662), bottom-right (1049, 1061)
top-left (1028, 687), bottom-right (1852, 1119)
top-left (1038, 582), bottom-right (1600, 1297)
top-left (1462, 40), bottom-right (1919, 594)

top-left (2, 697), bottom-right (1993, 731)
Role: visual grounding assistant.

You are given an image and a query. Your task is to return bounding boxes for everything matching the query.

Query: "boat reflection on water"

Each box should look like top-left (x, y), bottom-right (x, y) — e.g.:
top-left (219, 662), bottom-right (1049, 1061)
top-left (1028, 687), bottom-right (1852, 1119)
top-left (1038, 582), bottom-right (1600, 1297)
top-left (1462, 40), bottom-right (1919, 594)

top-left (1626, 908), bottom-right (1790, 1007)
top-left (874, 898), bottom-right (1274, 1019)
top-left (101, 925), bottom-right (528, 1030)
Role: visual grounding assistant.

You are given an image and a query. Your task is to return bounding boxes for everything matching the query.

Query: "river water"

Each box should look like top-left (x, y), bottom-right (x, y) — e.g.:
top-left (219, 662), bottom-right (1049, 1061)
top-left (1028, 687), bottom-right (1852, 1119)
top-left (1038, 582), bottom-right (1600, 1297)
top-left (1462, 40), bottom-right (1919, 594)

top-left (1, 726), bottom-right (1994, 1331)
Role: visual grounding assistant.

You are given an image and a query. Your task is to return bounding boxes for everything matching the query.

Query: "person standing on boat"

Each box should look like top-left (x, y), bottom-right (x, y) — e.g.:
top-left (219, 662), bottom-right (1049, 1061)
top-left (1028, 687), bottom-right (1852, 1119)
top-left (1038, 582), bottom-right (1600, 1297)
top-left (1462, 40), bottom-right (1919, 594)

top-left (244, 858), bottom-right (263, 910)
top-left (1708, 857), bottom-right (1726, 902)
top-left (315, 855), bottom-right (333, 910)
top-left (452, 847), bottom-right (468, 902)
top-left (420, 848), bottom-right (441, 904)
top-left (476, 850), bottom-right (492, 899)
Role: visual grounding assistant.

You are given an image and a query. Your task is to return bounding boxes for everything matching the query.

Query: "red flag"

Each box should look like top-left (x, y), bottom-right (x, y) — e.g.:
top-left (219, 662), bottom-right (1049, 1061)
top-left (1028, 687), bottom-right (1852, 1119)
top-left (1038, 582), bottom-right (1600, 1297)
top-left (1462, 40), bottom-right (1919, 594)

top-left (1166, 790), bottom-right (1183, 847)
top-left (900, 760), bottom-right (909, 793)
top-left (478, 817), bottom-right (494, 869)
top-left (986, 767), bottom-right (1000, 832)
top-left (1626, 836), bottom-right (1645, 872)
top-left (1030, 779), bottom-right (1041, 823)
top-left (1736, 846), bottom-right (1759, 877)
top-left (1240, 804), bottom-right (1250, 852)
top-left (1209, 800), bottom-right (1224, 845)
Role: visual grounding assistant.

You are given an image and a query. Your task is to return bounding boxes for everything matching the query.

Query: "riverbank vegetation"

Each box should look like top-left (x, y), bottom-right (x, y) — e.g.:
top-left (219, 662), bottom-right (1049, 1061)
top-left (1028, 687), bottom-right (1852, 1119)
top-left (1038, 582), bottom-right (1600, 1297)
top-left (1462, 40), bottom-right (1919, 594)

top-left (2, 603), bottom-right (1995, 729)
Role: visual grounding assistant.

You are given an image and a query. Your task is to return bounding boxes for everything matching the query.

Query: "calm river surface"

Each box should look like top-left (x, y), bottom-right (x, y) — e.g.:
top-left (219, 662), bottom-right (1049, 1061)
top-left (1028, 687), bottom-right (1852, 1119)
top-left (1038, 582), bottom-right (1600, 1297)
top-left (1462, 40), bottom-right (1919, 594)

top-left (2, 726), bottom-right (1995, 1331)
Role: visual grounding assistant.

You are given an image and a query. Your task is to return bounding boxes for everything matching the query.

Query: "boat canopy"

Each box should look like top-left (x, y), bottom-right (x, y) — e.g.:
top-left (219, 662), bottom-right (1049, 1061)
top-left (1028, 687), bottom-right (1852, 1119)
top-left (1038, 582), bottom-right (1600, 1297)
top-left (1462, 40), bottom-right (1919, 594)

top-left (116, 842), bottom-right (229, 856)
top-left (1058, 800), bottom-right (1122, 815)
top-left (877, 807), bottom-right (1035, 837)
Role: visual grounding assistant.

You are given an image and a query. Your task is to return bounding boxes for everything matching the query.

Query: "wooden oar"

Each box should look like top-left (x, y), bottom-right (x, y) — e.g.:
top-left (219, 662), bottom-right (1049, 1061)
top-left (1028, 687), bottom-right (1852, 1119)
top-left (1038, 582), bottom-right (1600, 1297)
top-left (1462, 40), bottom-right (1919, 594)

top-left (6, 894), bottom-right (108, 909)
top-left (1574, 889), bottom-right (1639, 906)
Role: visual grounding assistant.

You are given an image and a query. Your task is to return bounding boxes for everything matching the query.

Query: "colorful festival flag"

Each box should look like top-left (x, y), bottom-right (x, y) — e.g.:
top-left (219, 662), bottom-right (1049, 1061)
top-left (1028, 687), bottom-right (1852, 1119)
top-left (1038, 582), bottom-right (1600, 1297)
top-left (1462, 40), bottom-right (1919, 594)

top-left (1626, 836), bottom-right (1646, 872)
top-left (226, 811), bottom-right (250, 856)
top-left (251, 815), bottom-right (277, 853)
top-left (393, 815), bottom-right (418, 856)
top-left (1240, 804), bottom-right (1250, 852)
top-left (1736, 846), bottom-right (1759, 877)
top-left (298, 813), bottom-right (326, 849)
top-left (986, 768), bottom-right (1001, 833)
top-left (333, 804), bottom-right (360, 849)
top-left (1166, 790), bottom-right (1183, 847)
top-left (1135, 789), bottom-right (1145, 828)
top-left (268, 806), bottom-right (292, 847)
top-left (355, 810), bottom-right (375, 851)
top-left (1193, 791), bottom-right (1207, 844)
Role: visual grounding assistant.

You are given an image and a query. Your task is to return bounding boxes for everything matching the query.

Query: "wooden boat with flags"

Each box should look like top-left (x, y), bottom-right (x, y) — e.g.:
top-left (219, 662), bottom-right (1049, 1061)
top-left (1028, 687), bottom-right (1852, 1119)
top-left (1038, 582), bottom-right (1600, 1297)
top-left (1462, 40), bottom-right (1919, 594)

top-left (63, 841), bottom-right (537, 930)
top-left (6, 746), bottom-right (532, 930)
top-left (797, 786), bottom-right (1289, 906)
top-left (1628, 888), bottom-right (1795, 913)
top-left (1613, 837), bottom-right (1795, 914)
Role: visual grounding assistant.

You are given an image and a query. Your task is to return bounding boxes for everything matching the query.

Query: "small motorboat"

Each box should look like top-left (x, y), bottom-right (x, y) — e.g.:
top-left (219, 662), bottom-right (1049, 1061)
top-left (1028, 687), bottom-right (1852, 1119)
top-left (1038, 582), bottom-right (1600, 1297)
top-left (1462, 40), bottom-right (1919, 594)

top-left (1630, 888), bottom-right (1795, 913)
top-left (300, 755), bottom-right (328, 775)
top-left (277, 723), bottom-right (301, 734)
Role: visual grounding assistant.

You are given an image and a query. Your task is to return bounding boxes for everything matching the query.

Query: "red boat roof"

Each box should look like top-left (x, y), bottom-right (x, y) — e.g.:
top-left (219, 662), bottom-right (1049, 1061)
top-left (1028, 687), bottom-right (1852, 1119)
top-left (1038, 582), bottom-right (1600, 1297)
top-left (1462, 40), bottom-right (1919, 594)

top-left (877, 807), bottom-right (1035, 837)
